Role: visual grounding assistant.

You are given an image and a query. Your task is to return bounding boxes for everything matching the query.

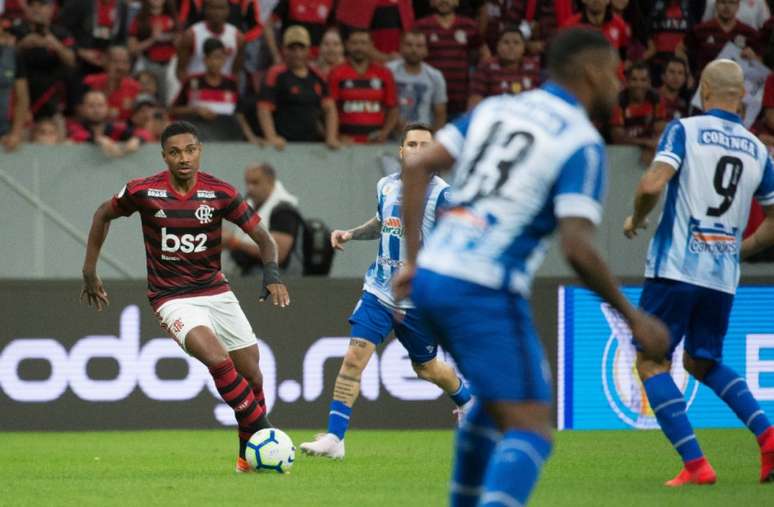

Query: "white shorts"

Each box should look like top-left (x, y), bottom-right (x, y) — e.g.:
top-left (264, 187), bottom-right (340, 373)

top-left (156, 291), bottom-right (258, 352)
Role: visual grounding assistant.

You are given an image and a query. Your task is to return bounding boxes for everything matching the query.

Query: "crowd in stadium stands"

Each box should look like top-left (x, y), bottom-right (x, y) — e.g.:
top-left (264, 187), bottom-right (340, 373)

top-left (3, 0), bottom-right (774, 159)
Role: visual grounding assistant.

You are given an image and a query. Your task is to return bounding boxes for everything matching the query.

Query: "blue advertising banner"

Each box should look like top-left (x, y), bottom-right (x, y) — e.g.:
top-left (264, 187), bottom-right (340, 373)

top-left (558, 285), bottom-right (774, 430)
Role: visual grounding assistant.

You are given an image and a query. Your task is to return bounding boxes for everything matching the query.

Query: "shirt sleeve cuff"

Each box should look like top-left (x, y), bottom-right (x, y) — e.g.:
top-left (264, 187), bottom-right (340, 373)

top-left (757, 192), bottom-right (774, 206)
top-left (653, 152), bottom-right (681, 170)
top-left (554, 193), bottom-right (603, 225)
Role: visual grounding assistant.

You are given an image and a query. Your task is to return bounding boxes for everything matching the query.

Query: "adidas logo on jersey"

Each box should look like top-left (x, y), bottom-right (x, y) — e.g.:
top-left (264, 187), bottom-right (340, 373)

top-left (154, 209), bottom-right (167, 218)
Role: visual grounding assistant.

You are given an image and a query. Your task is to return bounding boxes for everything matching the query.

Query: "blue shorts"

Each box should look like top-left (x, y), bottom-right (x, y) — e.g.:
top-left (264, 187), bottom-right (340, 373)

top-left (411, 268), bottom-right (552, 403)
top-left (637, 277), bottom-right (734, 362)
top-left (349, 291), bottom-right (438, 364)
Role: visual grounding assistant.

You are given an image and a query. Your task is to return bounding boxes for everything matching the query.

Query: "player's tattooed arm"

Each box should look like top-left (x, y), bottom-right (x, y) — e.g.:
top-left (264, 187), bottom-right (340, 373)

top-left (331, 217), bottom-right (381, 250)
top-left (349, 217), bottom-right (382, 240)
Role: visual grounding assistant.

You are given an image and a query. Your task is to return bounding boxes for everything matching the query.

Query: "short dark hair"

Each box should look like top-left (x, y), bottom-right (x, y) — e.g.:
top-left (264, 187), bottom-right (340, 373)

top-left (664, 55), bottom-right (688, 74)
top-left (626, 60), bottom-right (650, 79)
top-left (203, 37), bottom-right (225, 56)
top-left (161, 121), bottom-right (200, 148)
top-left (547, 28), bottom-right (613, 83)
top-left (498, 25), bottom-right (525, 43)
top-left (400, 122), bottom-right (433, 145)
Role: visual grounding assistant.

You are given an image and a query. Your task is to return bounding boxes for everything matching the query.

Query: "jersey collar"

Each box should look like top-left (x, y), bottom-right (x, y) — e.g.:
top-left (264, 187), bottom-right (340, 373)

top-left (541, 81), bottom-right (581, 108)
top-left (705, 108), bottom-right (743, 124)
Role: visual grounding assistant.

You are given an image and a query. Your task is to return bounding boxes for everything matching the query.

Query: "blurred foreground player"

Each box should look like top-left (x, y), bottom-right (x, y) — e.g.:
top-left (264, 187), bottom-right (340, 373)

top-left (80, 121), bottom-right (290, 473)
top-left (393, 29), bottom-right (670, 506)
top-left (624, 59), bottom-right (774, 486)
top-left (299, 122), bottom-right (472, 460)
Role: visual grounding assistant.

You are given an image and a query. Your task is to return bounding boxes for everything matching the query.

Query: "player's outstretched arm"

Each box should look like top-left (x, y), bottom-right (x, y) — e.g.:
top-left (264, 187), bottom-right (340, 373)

top-left (624, 161), bottom-right (676, 238)
top-left (331, 217), bottom-right (382, 250)
top-left (559, 217), bottom-right (669, 360)
top-left (245, 225), bottom-right (290, 308)
top-left (81, 199), bottom-right (121, 311)
top-left (741, 204), bottom-right (774, 260)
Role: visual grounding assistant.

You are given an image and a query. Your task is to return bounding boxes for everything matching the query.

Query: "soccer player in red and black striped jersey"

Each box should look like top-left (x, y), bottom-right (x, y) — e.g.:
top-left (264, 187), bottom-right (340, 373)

top-left (80, 121), bottom-right (290, 473)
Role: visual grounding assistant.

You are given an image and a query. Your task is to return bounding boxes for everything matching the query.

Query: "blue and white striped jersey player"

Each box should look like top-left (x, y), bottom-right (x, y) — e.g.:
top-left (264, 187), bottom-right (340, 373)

top-left (300, 122), bottom-right (473, 460)
top-left (624, 59), bottom-right (774, 487)
top-left (393, 29), bottom-right (669, 507)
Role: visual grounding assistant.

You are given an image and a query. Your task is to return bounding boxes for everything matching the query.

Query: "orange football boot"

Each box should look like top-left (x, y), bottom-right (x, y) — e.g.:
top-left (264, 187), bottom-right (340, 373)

top-left (665, 458), bottom-right (717, 487)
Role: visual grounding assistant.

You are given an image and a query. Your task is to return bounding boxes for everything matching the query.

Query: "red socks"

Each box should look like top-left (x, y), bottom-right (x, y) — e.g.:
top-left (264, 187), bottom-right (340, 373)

top-left (209, 358), bottom-right (266, 445)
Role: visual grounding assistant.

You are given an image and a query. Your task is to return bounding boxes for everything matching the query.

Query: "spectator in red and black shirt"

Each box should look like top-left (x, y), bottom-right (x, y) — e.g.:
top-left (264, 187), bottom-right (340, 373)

top-left (561, 0), bottom-right (631, 56)
top-left (328, 28), bottom-right (398, 143)
top-left (414, 0), bottom-right (489, 118)
top-left (128, 0), bottom-right (180, 104)
top-left (273, 0), bottom-right (335, 59)
top-left (611, 61), bottom-right (667, 162)
top-left (82, 46), bottom-right (142, 121)
top-left (657, 55), bottom-right (690, 120)
top-left (642, 0), bottom-right (704, 85)
top-left (11, 0), bottom-right (76, 119)
top-left (469, 26), bottom-right (540, 109)
top-left (258, 25), bottom-right (340, 149)
top-left (67, 89), bottom-right (143, 157)
top-left (171, 37), bottom-right (243, 140)
top-left (680, 0), bottom-right (759, 77)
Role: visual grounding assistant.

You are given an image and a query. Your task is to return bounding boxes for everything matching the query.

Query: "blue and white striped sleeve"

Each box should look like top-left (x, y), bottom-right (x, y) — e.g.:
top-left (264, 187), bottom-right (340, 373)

top-left (554, 142), bottom-right (607, 225)
top-left (756, 155), bottom-right (774, 206)
top-left (435, 112), bottom-right (471, 160)
top-left (376, 178), bottom-right (386, 221)
top-left (653, 119), bottom-right (686, 170)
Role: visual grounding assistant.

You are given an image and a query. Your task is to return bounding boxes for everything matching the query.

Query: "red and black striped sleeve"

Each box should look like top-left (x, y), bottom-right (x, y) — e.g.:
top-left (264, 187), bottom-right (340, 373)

top-left (111, 181), bottom-right (140, 217)
top-left (223, 192), bottom-right (261, 233)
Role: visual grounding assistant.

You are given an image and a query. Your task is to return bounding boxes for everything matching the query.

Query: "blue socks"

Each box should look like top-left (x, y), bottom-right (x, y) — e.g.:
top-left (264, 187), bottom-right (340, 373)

top-left (479, 430), bottom-right (552, 506)
top-left (451, 402), bottom-right (499, 507)
top-left (327, 400), bottom-right (352, 440)
top-left (703, 363), bottom-right (771, 437)
top-left (644, 372), bottom-right (704, 463)
top-left (449, 378), bottom-right (472, 407)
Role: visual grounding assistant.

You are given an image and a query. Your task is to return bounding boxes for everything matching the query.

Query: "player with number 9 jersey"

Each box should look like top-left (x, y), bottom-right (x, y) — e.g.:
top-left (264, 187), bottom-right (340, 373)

top-left (624, 59), bottom-right (774, 487)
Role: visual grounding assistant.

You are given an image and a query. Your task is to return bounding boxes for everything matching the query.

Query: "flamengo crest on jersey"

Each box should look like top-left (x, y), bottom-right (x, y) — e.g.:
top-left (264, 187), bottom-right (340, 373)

top-left (417, 83), bottom-right (607, 296)
top-left (363, 173), bottom-right (449, 309)
top-left (645, 109), bottom-right (774, 294)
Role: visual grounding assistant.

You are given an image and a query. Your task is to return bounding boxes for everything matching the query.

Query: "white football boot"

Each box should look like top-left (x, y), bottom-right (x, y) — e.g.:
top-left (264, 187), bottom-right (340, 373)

top-left (299, 433), bottom-right (345, 459)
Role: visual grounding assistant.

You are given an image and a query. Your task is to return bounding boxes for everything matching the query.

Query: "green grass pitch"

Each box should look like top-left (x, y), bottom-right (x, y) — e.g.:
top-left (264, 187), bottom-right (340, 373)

top-left (1, 428), bottom-right (770, 506)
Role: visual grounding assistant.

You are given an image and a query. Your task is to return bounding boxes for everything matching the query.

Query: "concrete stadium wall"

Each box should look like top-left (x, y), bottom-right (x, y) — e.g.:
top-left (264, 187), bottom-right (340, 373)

top-left (1, 143), bottom-right (771, 280)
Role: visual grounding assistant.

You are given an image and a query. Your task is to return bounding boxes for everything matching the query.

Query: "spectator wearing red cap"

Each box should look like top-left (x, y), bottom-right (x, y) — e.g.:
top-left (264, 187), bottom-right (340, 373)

top-left (258, 25), bottom-right (340, 149)
top-left (328, 28), bottom-right (398, 144)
